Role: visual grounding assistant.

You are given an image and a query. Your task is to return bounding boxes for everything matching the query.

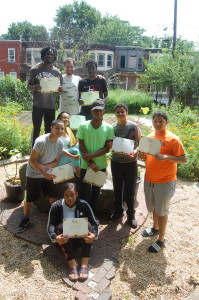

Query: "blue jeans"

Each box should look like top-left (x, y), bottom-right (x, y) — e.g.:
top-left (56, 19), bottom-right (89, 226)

top-left (57, 145), bottom-right (80, 168)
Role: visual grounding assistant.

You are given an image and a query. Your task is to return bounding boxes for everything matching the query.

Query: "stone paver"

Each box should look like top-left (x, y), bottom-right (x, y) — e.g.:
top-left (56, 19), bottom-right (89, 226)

top-left (0, 161), bottom-right (148, 299)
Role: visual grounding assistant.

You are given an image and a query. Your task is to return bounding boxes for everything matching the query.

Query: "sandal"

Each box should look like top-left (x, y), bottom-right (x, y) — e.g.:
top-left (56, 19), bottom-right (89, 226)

top-left (148, 239), bottom-right (166, 253)
top-left (141, 227), bottom-right (159, 237)
top-left (68, 267), bottom-right (78, 282)
top-left (79, 266), bottom-right (89, 282)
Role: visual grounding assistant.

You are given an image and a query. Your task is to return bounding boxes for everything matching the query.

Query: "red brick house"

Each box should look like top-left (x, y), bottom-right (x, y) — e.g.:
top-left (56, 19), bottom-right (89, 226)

top-left (0, 40), bottom-right (22, 79)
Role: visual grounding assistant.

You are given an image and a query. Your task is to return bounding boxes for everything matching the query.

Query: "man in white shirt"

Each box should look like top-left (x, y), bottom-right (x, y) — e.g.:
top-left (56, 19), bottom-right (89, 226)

top-left (59, 58), bottom-right (81, 115)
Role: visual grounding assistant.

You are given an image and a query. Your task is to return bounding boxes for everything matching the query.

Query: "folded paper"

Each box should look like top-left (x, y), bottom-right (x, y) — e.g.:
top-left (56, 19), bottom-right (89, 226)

top-left (63, 217), bottom-right (88, 238)
top-left (40, 77), bottom-right (60, 93)
top-left (81, 91), bottom-right (99, 106)
top-left (83, 169), bottom-right (106, 187)
top-left (51, 163), bottom-right (74, 184)
top-left (70, 115), bottom-right (86, 129)
top-left (112, 137), bottom-right (134, 154)
top-left (139, 136), bottom-right (161, 155)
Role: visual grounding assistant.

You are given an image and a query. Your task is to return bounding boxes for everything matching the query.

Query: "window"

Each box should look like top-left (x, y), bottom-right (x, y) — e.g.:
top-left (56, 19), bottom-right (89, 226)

top-left (107, 55), bottom-right (113, 68)
top-left (10, 72), bottom-right (17, 77)
top-left (26, 51), bottom-right (32, 64)
top-left (0, 72), bottom-right (4, 78)
top-left (8, 48), bottom-right (15, 63)
top-left (120, 56), bottom-right (126, 68)
top-left (128, 56), bottom-right (136, 68)
top-left (33, 51), bottom-right (41, 64)
top-left (97, 53), bottom-right (105, 67)
top-left (138, 57), bottom-right (143, 70)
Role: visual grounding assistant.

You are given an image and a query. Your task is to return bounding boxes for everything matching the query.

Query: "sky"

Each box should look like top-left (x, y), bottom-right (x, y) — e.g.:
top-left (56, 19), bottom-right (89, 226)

top-left (1, 0), bottom-right (199, 45)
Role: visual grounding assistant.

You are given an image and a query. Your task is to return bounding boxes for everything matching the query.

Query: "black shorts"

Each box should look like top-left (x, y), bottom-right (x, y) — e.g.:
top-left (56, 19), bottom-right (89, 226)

top-left (26, 177), bottom-right (57, 202)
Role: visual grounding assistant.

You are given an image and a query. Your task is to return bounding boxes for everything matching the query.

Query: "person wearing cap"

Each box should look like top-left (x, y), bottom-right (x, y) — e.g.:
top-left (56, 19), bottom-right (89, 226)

top-left (76, 100), bottom-right (114, 215)
top-left (78, 60), bottom-right (108, 121)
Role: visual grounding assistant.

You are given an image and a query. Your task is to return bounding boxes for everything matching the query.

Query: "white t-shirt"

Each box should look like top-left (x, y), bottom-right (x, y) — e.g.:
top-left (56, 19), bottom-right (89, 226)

top-left (60, 74), bottom-right (81, 115)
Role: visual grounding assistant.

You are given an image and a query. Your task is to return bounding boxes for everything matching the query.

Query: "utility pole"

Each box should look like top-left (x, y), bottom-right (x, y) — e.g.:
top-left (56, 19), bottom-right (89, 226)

top-left (172, 0), bottom-right (177, 57)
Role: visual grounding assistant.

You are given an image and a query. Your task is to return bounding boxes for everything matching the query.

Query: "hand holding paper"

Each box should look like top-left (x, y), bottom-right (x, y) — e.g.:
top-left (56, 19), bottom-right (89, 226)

top-left (40, 77), bottom-right (60, 93)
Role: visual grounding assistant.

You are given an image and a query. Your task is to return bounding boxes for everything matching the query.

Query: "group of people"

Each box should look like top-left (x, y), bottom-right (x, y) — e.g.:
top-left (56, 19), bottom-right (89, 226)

top-left (16, 46), bottom-right (186, 282)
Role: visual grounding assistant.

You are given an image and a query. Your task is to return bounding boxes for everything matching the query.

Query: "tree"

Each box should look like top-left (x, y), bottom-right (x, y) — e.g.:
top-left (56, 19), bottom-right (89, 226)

top-left (90, 15), bottom-right (147, 46)
top-left (139, 45), bottom-right (199, 106)
top-left (51, 1), bottom-right (101, 46)
top-left (0, 21), bottom-right (49, 41)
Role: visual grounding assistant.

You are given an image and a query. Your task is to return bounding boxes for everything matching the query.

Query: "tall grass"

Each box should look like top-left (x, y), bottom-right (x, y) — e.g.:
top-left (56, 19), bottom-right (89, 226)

top-left (105, 89), bottom-right (153, 114)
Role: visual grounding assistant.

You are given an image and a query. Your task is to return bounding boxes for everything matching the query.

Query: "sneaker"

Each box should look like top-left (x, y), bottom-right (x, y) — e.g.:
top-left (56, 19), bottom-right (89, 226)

top-left (17, 217), bottom-right (29, 233)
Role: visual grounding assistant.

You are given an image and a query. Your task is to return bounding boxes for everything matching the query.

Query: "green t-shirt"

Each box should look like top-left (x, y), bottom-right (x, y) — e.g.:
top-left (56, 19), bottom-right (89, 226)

top-left (77, 121), bottom-right (114, 169)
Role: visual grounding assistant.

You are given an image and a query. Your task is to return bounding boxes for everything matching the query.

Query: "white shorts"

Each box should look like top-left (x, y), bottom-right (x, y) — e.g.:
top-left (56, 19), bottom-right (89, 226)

top-left (144, 180), bottom-right (176, 216)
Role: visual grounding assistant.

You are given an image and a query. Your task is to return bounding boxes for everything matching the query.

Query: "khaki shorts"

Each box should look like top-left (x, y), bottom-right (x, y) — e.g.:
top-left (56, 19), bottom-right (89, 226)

top-left (144, 180), bottom-right (176, 216)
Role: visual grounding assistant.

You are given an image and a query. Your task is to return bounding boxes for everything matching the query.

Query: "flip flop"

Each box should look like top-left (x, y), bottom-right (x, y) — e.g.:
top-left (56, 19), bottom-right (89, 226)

top-left (79, 266), bottom-right (89, 282)
top-left (141, 227), bottom-right (159, 237)
top-left (68, 267), bottom-right (78, 282)
top-left (148, 239), bottom-right (166, 253)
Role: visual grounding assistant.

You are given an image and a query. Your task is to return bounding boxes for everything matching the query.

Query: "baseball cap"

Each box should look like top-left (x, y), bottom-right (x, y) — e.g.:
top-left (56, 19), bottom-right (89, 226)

top-left (91, 100), bottom-right (105, 111)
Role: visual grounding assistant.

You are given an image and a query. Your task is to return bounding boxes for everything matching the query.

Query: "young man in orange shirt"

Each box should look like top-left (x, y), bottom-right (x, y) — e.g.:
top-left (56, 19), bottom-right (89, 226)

top-left (140, 111), bottom-right (186, 253)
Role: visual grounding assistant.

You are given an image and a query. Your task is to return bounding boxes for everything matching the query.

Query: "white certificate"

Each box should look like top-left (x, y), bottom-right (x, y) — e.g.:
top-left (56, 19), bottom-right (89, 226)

top-left (83, 169), bottom-right (106, 187)
top-left (81, 91), bottom-right (99, 106)
top-left (40, 77), bottom-right (60, 93)
top-left (139, 136), bottom-right (161, 155)
top-left (112, 137), bottom-right (134, 154)
top-left (51, 163), bottom-right (74, 184)
top-left (70, 115), bottom-right (86, 129)
top-left (63, 217), bottom-right (88, 238)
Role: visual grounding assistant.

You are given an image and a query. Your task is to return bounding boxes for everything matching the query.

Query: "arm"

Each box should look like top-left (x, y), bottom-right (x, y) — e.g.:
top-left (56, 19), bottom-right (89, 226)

top-left (100, 91), bottom-right (108, 103)
top-left (155, 153), bottom-right (186, 163)
top-left (29, 150), bottom-right (57, 180)
top-left (62, 149), bottom-right (80, 161)
top-left (80, 139), bottom-right (111, 161)
top-left (27, 78), bottom-right (41, 92)
top-left (47, 204), bottom-right (69, 245)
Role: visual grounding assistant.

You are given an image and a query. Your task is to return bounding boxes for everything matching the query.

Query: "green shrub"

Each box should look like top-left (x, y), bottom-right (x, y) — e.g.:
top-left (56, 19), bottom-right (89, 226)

top-left (0, 75), bottom-right (32, 110)
top-left (0, 103), bottom-right (31, 159)
top-left (105, 89), bottom-right (153, 114)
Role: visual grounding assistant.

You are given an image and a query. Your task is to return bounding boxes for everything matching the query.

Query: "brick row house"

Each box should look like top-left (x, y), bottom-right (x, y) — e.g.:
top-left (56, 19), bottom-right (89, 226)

top-left (0, 40), bottom-right (160, 89)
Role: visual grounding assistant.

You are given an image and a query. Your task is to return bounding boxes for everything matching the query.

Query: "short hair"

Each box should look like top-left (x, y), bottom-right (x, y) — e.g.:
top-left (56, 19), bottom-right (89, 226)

top-left (114, 103), bottom-right (128, 112)
top-left (64, 57), bottom-right (75, 66)
top-left (86, 59), bottom-right (97, 69)
top-left (63, 182), bottom-right (78, 193)
top-left (51, 119), bottom-right (64, 127)
top-left (152, 110), bottom-right (168, 121)
top-left (57, 111), bottom-right (71, 120)
top-left (41, 47), bottom-right (57, 62)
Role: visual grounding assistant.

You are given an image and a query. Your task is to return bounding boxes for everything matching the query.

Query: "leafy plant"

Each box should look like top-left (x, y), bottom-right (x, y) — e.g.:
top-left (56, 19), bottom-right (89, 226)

top-left (0, 75), bottom-right (32, 110)
top-left (105, 89), bottom-right (153, 114)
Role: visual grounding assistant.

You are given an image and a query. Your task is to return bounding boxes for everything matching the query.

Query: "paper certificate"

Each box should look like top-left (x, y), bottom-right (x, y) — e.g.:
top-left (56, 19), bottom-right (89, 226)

top-left (70, 115), bottom-right (86, 129)
top-left (40, 77), bottom-right (60, 93)
top-left (112, 137), bottom-right (134, 154)
top-left (51, 163), bottom-right (74, 184)
top-left (139, 136), bottom-right (161, 155)
top-left (63, 217), bottom-right (88, 238)
top-left (81, 91), bottom-right (99, 106)
top-left (83, 169), bottom-right (106, 187)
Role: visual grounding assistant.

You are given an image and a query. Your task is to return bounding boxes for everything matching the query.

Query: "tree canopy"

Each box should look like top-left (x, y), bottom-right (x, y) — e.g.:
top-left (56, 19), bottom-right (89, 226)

top-left (140, 45), bottom-right (199, 106)
top-left (0, 21), bottom-right (49, 41)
